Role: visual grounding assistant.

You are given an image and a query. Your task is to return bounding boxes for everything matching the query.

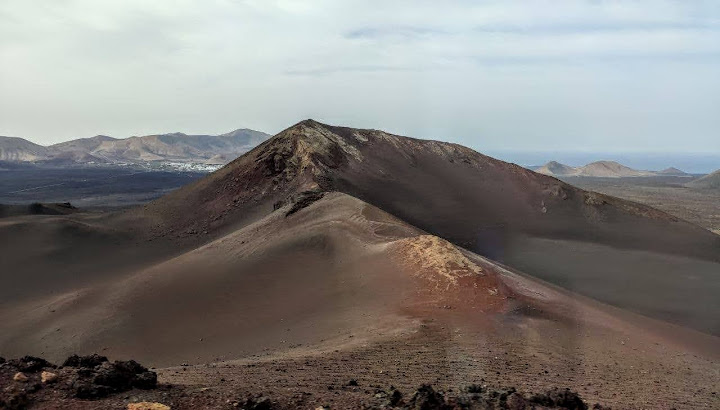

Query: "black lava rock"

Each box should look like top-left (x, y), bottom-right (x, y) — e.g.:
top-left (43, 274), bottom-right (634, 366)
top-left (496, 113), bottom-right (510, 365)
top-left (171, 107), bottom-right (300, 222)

top-left (9, 356), bottom-right (53, 373)
top-left (63, 354), bottom-right (108, 368)
top-left (530, 388), bottom-right (588, 410)
top-left (71, 358), bottom-right (157, 399)
top-left (133, 371), bottom-right (158, 389)
top-left (241, 396), bottom-right (274, 410)
top-left (406, 384), bottom-right (451, 410)
top-left (74, 381), bottom-right (111, 399)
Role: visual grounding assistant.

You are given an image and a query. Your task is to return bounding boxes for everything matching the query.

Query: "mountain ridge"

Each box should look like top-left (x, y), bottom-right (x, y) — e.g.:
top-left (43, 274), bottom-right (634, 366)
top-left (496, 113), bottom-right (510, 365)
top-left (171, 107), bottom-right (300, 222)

top-left (143, 119), bottom-right (719, 262)
top-left (535, 160), bottom-right (689, 177)
top-left (0, 128), bottom-right (270, 166)
top-left (121, 118), bottom-right (720, 336)
top-left (0, 136), bottom-right (49, 161)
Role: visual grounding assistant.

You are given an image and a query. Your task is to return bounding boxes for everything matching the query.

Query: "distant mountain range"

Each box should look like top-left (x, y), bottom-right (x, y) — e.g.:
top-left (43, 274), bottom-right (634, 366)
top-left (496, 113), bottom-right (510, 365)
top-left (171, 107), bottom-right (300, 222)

top-left (533, 160), bottom-right (691, 178)
top-left (0, 129), bottom-right (270, 168)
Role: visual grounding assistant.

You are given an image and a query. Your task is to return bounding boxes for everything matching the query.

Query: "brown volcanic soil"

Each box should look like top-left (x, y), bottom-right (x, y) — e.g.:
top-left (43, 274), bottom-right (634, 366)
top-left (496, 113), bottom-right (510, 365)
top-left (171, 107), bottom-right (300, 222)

top-left (3, 261), bottom-right (718, 410)
top-left (1, 120), bottom-right (719, 409)
top-left (0, 193), bottom-right (510, 366)
top-left (563, 175), bottom-right (720, 234)
top-left (137, 120), bottom-right (720, 334)
top-left (0, 212), bottom-right (189, 305)
top-left (158, 309), bottom-right (719, 410)
top-left (144, 120), bottom-right (719, 261)
top-left (1, 193), bottom-right (718, 409)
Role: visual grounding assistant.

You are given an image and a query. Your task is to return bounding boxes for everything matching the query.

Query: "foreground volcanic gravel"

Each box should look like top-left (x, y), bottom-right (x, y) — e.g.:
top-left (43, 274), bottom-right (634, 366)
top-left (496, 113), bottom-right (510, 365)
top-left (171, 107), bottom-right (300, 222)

top-left (2, 121), bottom-right (719, 410)
top-left (1, 353), bottom-right (607, 409)
top-left (3, 313), bottom-right (719, 409)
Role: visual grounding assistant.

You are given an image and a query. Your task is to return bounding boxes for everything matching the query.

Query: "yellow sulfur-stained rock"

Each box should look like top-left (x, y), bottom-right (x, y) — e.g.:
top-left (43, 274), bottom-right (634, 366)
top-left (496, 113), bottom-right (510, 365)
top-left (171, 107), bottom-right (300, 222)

top-left (41, 371), bottom-right (58, 384)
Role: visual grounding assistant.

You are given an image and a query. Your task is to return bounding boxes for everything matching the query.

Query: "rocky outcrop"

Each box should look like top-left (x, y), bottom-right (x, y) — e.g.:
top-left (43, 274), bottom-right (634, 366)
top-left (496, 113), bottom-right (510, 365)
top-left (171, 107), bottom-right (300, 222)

top-left (369, 384), bottom-right (597, 409)
top-left (6, 356), bottom-right (54, 373)
top-left (0, 354), bottom-right (159, 407)
top-left (71, 357), bottom-right (158, 398)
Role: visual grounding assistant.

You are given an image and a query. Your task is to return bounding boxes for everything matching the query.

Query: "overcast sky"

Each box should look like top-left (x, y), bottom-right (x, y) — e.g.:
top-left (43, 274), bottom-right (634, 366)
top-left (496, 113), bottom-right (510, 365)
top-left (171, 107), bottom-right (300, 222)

top-left (1, 0), bottom-right (719, 154)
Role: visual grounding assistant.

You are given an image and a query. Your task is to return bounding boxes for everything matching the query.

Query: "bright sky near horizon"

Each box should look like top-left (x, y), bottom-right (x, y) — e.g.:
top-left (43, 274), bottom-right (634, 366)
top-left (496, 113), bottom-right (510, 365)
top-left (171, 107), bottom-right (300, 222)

top-left (1, 0), bottom-right (719, 154)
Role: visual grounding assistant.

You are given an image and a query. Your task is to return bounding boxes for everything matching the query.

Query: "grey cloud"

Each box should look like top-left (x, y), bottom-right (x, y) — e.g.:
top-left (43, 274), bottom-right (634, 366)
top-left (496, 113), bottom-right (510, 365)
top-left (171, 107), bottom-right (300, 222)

top-left (0, 0), bottom-right (718, 155)
top-left (344, 26), bottom-right (446, 39)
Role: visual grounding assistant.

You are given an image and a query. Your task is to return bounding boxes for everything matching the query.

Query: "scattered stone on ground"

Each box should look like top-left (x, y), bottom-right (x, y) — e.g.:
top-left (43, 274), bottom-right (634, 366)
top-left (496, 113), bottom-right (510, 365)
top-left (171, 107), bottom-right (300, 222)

top-left (0, 354), bottom-right (159, 408)
top-left (368, 384), bottom-right (596, 409)
top-left (238, 395), bottom-right (274, 409)
top-left (40, 370), bottom-right (57, 384)
top-left (0, 354), bottom-right (611, 409)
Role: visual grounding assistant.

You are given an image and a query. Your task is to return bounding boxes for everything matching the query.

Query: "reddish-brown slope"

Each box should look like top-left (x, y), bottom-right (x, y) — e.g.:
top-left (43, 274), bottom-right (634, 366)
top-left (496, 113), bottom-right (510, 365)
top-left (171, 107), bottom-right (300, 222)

top-left (0, 193), bottom-right (512, 366)
top-left (145, 119), bottom-right (719, 261)
top-left (138, 120), bottom-right (720, 335)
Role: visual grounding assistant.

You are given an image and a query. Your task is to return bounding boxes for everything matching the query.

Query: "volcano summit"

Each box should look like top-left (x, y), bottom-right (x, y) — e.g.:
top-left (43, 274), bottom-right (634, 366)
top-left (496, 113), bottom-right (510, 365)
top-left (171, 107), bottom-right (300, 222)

top-left (1, 120), bottom-right (718, 409)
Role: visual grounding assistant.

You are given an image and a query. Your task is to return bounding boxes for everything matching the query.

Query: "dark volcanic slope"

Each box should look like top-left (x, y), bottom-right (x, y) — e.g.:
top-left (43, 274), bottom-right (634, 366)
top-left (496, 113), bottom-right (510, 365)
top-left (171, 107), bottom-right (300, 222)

top-left (2, 121), bottom-right (720, 409)
top-left (146, 119), bottom-right (719, 261)
top-left (142, 120), bottom-right (720, 334)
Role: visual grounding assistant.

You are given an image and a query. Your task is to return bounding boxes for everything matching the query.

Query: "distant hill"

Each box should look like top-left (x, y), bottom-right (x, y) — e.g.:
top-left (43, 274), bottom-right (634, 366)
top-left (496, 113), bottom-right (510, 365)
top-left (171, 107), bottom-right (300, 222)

top-left (657, 167), bottom-right (690, 176)
top-left (44, 135), bottom-right (117, 164)
top-left (535, 160), bottom-right (687, 178)
top-left (687, 170), bottom-right (720, 189)
top-left (0, 129), bottom-right (270, 167)
top-left (49, 135), bottom-right (117, 152)
top-left (0, 136), bottom-right (49, 161)
top-left (576, 161), bottom-right (656, 177)
top-left (534, 161), bottom-right (576, 176)
top-left (88, 129), bottom-right (270, 164)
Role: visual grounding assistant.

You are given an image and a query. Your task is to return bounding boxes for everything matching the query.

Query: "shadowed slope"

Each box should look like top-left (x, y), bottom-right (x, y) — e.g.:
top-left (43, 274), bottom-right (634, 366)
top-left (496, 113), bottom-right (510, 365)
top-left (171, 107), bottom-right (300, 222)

top-left (0, 213), bottom-right (185, 305)
top-left (140, 120), bottom-right (720, 334)
top-left (0, 193), bottom-right (511, 366)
